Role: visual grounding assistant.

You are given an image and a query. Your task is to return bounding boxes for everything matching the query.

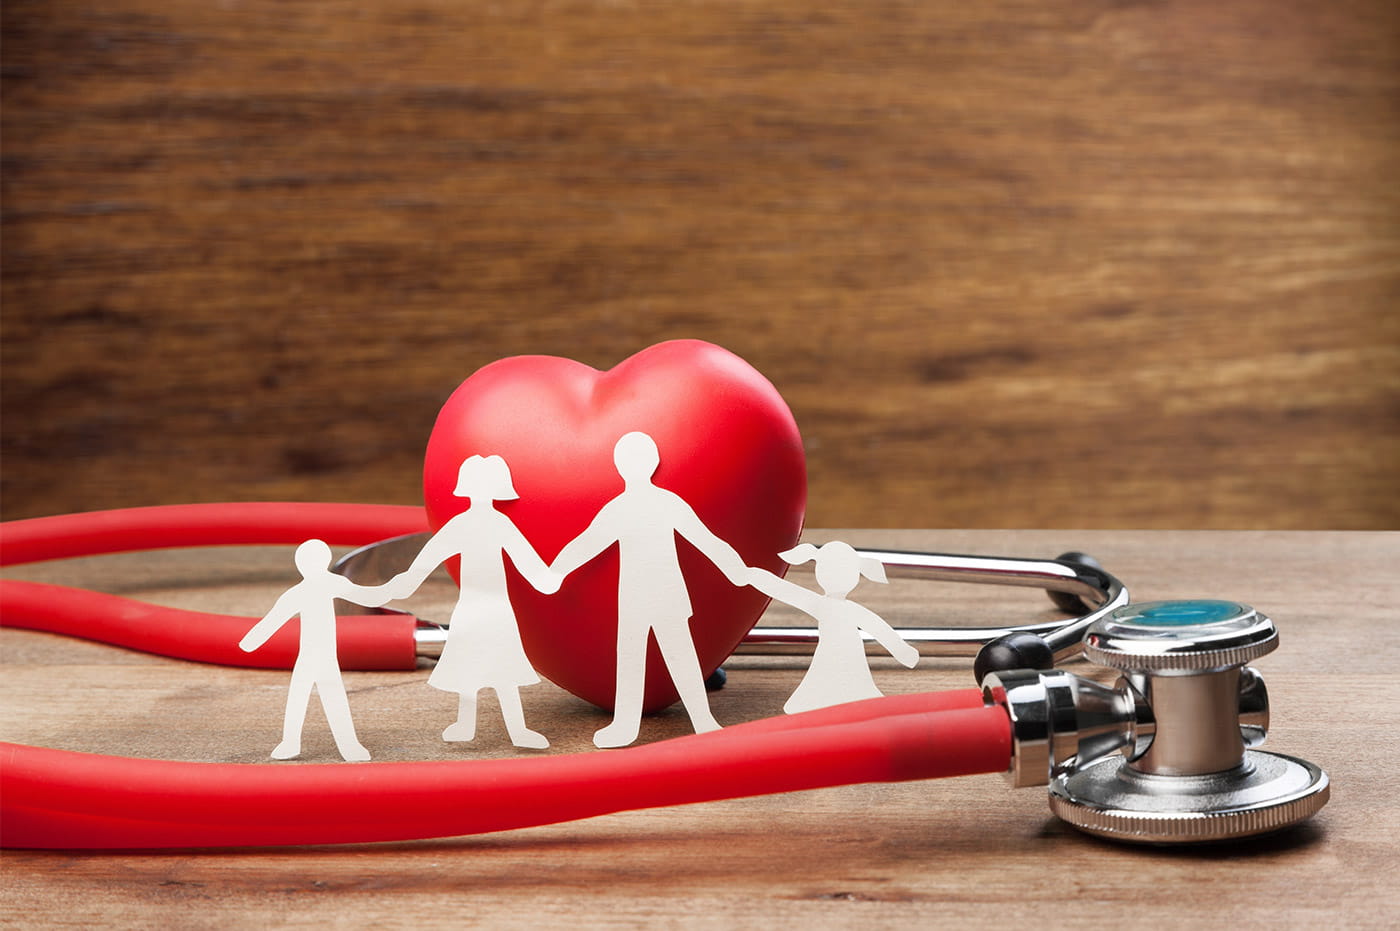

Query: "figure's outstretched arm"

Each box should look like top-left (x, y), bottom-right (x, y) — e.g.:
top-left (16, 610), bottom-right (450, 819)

top-left (853, 603), bottom-right (919, 668)
top-left (330, 578), bottom-right (399, 609)
top-left (745, 567), bottom-right (823, 616)
top-left (671, 505), bottom-right (747, 585)
top-left (384, 522), bottom-right (463, 598)
top-left (550, 506), bottom-right (617, 579)
top-left (239, 588), bottom-right (300, 653)
top-left (501, 520), bottom-right (561, 594)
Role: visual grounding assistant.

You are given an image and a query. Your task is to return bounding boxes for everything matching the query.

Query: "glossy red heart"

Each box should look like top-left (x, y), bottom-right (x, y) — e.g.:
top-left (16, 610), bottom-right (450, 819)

top-left (422, 340), bottom-right (807, 712)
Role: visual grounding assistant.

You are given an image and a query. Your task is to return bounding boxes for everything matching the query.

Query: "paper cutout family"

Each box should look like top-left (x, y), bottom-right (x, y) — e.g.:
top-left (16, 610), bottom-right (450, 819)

top-left (240, 432), bottom-right (918, 761)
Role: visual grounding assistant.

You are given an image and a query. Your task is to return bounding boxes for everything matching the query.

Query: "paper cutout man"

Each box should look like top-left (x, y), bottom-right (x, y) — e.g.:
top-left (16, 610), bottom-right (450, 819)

top-left (552, 431), bottom-right (748, 748)
top-left (387, 455), bottom-right (560, 749)
top-left (239, 538), bottom-right (397, 762)
top-left (747, 541), bottom-right (919, 714)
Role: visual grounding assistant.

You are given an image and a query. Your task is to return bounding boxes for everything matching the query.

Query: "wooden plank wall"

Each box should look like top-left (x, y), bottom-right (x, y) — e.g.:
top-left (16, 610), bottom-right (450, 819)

top-left (3, 0), bottom-right (1397, 528)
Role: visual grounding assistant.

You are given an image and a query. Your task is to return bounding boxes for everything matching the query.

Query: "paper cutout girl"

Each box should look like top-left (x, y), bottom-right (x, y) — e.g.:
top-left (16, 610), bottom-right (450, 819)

top-left (747, 541), bottom-right (919, 714)
top-left (387, 455), bottom-right (560, 749)
top-left (239, 538), bottom-right (397, 762)
top-left (551, 432), bottom-right (749, 748)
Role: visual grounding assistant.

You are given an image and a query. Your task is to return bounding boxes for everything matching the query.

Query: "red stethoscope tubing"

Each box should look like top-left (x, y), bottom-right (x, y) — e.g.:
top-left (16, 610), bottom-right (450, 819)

top-left (0, 504), bottom-right (1013, 850)
top-left (0, 503), bottom-right (428, 566)
top-left (0, 698), bottom-right (1009, 850)
top-left (0, 581), bottom-right (421, 670)
top-left (0, 503), bottom-right (429, 670)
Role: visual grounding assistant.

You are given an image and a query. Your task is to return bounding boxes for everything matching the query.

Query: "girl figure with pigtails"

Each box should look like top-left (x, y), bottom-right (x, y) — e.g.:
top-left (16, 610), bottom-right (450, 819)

top-left (747, 542), bottom-right (920, 714)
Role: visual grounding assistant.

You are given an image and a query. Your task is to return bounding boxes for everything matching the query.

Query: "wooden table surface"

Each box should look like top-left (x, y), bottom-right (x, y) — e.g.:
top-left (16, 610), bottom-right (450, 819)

top-left (2, 529), bottom-right (1395, 927)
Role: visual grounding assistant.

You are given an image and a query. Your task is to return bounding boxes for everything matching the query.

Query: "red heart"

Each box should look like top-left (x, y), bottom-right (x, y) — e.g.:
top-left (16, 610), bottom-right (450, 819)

top-left (422, 340), bottom-right (807, 712)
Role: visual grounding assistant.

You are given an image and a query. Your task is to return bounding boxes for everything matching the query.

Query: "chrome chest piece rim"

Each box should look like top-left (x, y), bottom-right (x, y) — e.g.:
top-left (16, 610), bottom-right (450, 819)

top-left (1050, 751), bottom-right (1330, 844)
top-left (1083, 599), bottom-right (1279, 672)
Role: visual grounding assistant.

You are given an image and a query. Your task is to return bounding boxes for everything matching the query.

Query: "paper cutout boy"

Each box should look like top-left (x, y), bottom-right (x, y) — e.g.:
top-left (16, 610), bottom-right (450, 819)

top-left (239, 538), bottom-right (397, 762)
top-left (747, 541), bottom-right (919, 714)
top-left (552, 432), bottom-right (749, 748)
top-left (385, 455), bottom-right (561, 749)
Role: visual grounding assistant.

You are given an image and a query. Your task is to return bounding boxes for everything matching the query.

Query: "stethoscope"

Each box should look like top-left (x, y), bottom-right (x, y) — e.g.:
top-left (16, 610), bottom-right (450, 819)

top-left (0, 503), bottom-right (1330, 849)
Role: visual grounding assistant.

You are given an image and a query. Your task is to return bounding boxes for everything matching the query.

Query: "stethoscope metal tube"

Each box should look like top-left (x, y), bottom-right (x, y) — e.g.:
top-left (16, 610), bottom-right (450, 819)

top-left (738, 548), bottom-right (1126, 662)
top-left (335, 536), bottom-right (1130, 679)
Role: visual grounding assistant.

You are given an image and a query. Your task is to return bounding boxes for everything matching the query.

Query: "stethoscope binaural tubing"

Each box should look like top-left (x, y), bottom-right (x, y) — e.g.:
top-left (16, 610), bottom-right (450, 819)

top-left (335, 531), bottom-right (1129, 675)
top-left (0, 503), bottom-right (1128, 680)
top-left (741, 548), bottom-right (1123, 662)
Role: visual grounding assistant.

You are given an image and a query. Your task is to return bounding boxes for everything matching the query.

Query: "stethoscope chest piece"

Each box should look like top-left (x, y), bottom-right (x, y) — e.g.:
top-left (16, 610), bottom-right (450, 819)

top-left (1048, 600), bottom-right (1330, 844)
top-left (1050, 748), bottom-right (1328, 845)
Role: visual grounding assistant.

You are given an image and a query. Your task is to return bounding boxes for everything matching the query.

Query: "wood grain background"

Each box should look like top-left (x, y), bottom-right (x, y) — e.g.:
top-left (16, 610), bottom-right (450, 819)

top-left (3, 0), bottom-right (1398, 528)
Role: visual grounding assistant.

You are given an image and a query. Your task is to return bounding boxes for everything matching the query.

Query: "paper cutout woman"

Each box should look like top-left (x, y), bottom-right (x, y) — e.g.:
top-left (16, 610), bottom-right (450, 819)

top-left (239, 538), bottom-right (397, 762)
top-left (747, 541), bottom-right (919, 714)
top-left (551, 432), bottom-right (749, 748)
top-left (387, 455), bottom-right (560, 749)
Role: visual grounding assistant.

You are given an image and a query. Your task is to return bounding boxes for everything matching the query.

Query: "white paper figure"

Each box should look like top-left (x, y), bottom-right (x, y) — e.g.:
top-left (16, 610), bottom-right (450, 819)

top-left (386, 455), bottom-right (560, 750)
top-left (747, 541), bottom-right (919, 714)
top-left (239, 538), bottom-right (397, 762)
top-left (551, 432), bottom-right (748, 748)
